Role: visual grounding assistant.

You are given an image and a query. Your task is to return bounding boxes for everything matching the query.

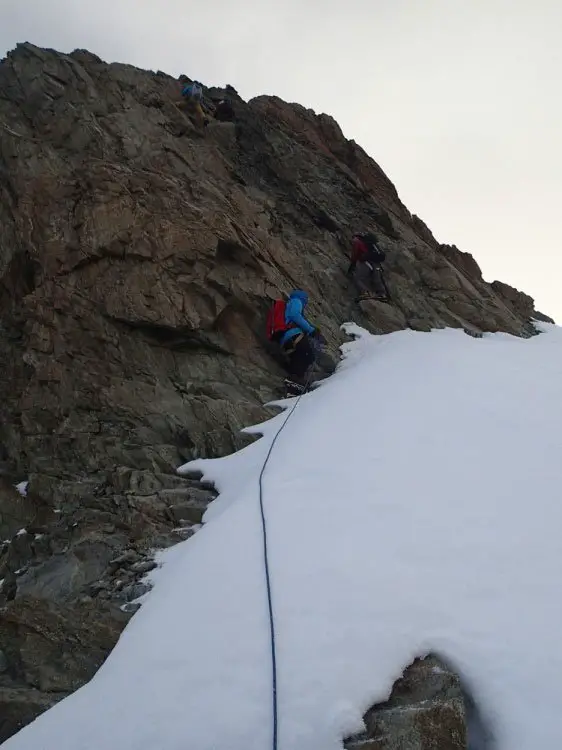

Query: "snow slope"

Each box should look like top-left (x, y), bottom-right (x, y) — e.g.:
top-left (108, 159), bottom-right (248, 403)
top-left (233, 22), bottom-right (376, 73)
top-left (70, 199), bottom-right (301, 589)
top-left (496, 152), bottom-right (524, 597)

top-left (4, 323), bottom-right (562, 750)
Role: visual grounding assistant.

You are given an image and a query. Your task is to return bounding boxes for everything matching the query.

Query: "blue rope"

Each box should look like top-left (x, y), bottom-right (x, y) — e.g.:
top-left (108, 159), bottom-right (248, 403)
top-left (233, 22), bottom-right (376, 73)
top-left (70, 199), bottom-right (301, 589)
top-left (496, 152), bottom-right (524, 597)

top-left (258, 375), bottom-right (311, 750)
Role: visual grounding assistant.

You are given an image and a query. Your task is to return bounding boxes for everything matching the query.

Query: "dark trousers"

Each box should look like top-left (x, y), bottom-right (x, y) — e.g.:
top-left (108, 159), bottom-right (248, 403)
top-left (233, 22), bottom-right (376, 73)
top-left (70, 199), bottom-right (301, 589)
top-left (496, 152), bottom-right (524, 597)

top-left (354, 261), bottom-right (387, 296)
top-left (282, 335), bottom-right (316, 380)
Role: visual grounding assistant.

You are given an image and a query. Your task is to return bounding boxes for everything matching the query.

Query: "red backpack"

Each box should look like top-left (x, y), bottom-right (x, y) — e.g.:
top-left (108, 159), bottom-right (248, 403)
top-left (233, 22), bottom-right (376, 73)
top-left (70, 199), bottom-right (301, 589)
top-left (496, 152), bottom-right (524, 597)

top-left (266, 299), bottom-right (290, 341)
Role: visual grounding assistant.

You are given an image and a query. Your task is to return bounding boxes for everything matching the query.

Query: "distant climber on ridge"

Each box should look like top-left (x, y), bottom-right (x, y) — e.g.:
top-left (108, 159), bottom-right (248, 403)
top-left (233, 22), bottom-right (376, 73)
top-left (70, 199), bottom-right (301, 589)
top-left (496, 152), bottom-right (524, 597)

top-left (213, 98), bottom-right (235, 122)
top-left (266, 290), bottom-right (325, 392)
top-left (347, 232), bottom-right (390, 302)
top-left (179, 80), bottom-right (208, 128)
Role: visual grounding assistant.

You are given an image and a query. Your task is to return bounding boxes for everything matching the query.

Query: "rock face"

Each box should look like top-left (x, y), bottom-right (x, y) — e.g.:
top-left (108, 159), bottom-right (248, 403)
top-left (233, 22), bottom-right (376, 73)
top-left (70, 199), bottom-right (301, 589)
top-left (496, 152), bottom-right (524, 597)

top-left (0, 42), bottom-right (553, 742)
top-left (0, 596), bottom-right (127, 739)
top-left (345, 654), bottom-right (496, 750)
top-left (345, 656), bottom-right (466, 750)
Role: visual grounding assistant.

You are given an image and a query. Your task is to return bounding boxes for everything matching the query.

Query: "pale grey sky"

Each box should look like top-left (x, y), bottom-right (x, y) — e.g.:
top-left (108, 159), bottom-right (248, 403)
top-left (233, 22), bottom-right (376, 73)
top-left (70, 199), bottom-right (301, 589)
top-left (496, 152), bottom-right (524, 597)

top-left (2, 0), bottom-right (560, 319)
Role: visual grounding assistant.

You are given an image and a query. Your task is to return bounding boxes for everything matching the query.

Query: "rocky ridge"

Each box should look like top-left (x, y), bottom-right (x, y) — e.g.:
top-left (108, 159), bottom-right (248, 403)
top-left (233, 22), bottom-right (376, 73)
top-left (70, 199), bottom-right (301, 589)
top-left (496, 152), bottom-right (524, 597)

top-left (0, 42), bottom-right (552, 745)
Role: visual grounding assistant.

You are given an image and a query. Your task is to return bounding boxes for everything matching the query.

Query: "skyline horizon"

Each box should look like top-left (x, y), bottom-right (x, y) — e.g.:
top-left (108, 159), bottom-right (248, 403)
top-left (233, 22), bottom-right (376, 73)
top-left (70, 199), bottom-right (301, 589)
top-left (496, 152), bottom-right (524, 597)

top-left (2, 0), bottom-right (560, 321)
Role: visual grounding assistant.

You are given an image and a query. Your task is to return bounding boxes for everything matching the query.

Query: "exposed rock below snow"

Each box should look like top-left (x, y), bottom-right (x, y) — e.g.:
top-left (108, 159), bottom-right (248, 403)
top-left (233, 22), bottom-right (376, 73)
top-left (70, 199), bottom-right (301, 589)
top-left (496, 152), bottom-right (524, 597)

top-left (0, 596), bottom-right (128, 743)
top-left (0, 40), bottom-right (553, 741)
top-left (0, 687), bottom-right (54, 744)
top-left (345, 655), bottom-right (465, 750)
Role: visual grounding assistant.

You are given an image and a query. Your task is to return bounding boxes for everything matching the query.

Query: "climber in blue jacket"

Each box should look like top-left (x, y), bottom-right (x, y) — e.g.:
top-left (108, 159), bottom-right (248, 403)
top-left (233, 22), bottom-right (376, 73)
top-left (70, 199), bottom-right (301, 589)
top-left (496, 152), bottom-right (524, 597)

top-left (278, 290), bottom-right (323, 383)
top-left (279, 290), bottom-right (315, 344)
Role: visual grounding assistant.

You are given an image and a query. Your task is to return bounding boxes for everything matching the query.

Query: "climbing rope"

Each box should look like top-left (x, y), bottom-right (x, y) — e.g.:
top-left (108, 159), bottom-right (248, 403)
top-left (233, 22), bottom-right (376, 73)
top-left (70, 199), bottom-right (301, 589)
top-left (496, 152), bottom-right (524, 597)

top-left (258, 369), bottom-right (313, 750)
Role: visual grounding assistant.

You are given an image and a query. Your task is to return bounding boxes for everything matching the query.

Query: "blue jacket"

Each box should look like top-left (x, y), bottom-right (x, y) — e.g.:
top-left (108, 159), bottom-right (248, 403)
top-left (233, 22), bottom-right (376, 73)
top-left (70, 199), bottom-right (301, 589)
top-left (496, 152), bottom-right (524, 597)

top-left (280, 290), bottom-right (315, 346)
top-left (182, 83), bottom-right (202, 100)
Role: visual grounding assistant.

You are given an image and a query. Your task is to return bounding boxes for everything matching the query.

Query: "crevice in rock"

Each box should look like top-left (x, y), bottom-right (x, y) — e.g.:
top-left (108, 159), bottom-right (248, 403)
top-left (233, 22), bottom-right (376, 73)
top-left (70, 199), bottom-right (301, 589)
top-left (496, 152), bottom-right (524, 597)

top-left (105, 315), bottom-right (233, 355)
top-left (43, 71), bottom-right (68, 89)
top-left (215, 237), bottom-right (263, 272)
top-left (313, 209), bottom-right (340, 233)
top-left (0, 250), bottom-right (38, 303)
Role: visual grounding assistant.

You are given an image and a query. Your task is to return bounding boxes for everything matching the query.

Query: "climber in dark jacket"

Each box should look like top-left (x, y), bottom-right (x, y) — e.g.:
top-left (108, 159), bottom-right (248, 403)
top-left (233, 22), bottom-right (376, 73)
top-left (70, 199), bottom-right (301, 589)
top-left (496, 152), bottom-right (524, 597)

top-left (279, 290), bottom-right (323, 382)
top-left (214, 98), bottom-right (235, 122)
top-left (347, 233), bottom-right (389, 301)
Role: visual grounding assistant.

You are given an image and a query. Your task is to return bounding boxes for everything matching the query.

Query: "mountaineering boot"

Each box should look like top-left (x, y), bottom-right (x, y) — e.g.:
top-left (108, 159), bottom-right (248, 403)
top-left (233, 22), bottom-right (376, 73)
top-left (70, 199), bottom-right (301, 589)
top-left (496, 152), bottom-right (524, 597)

top-left (283, 379), bottom-right (308, 396)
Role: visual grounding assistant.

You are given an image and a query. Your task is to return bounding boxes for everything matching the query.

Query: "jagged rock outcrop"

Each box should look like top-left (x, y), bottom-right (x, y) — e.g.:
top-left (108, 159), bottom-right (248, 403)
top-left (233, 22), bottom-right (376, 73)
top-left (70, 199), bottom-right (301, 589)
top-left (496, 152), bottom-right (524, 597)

top-left (0, 42), bottom-right (553, 743)
top-left (345, 656), bottom-right (466, 750)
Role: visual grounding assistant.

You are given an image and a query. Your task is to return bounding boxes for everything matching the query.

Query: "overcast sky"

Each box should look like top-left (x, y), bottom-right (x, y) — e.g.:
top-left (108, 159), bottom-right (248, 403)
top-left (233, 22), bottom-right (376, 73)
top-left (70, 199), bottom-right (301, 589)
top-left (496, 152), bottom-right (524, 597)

top-left (2, 0), bottom-right (561, 320)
